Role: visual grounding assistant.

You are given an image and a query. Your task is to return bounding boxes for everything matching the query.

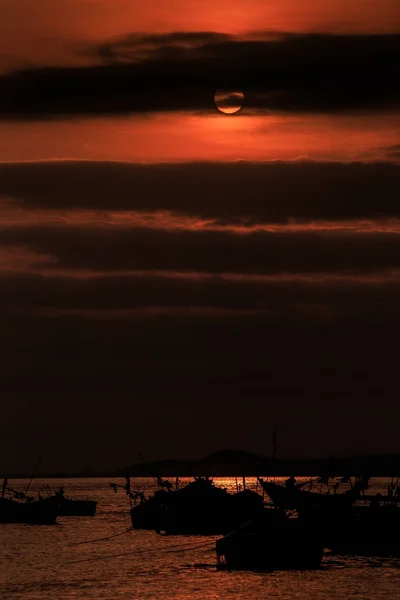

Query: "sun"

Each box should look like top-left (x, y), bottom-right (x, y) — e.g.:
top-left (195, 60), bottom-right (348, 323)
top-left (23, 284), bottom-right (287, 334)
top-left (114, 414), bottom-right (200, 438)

top-left (214, 89), bottom-right (244, 115)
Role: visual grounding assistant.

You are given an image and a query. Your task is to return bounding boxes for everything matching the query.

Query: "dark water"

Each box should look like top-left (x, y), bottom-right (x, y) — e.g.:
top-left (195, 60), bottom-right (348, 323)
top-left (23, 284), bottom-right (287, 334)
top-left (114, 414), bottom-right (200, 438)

top-left (1, 477), bottom-right (399, 599)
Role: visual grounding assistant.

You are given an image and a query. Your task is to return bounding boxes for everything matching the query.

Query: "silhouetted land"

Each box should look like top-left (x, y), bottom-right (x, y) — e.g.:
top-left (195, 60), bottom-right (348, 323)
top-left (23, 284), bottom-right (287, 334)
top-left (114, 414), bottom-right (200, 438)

top-left (4, 450), bottom-right (400, 478)
top-left (122, 450), bottom-right (400, 478)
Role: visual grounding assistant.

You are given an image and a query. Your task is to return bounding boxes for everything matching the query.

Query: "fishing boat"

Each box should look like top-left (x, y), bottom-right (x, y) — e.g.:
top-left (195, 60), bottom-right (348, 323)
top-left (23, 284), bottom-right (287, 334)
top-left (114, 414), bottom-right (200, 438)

top-left (260, 476), bottom-right (400, 556)
top-left (326, 495), bottom-right (400, 556)
top-left (35, 485), bottom-right (97, 517)
top-left (258, 476), bottom-right (368, 513)
top-left (126, 476), bottom-right (265, 535)
top-left (50, 487), bottom-right (97, 517)
top-left (0, 458), bottom-right (61, 524)
top-left (216, 510), bottom-right (324, 571)
top-left (158, 479), bottom-right (264, 535)
top-left (0, 481), bottom-right (59, 524)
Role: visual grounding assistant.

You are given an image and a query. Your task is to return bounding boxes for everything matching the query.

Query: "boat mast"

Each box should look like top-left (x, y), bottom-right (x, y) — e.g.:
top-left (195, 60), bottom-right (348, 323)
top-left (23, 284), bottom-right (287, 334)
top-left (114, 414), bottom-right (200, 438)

top-left (23, 456), bottom-right (42, 500)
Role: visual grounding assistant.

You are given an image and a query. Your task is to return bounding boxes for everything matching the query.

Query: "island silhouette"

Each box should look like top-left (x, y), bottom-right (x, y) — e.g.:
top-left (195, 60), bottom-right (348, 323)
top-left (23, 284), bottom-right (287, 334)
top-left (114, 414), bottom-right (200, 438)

top-left (4, 449), bottom-right (400, 479)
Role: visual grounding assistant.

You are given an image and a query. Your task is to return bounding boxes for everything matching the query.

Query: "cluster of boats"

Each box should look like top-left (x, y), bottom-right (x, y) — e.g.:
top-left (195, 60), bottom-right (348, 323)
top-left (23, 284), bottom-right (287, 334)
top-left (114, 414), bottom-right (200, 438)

top-left (118, 473), bottom-right (400, 570)
top-left (3, 471), bottom-right (400, 572)
top-left (0, 480), bottom-right (97, 524)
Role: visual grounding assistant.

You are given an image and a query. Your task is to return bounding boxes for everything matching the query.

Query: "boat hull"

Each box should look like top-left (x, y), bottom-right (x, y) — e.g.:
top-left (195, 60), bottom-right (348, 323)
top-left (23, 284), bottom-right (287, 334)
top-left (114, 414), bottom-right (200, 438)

top-left (326, 507), bottom-right (400, 556)
top-left (130, 486), bottom-right (264, 535)
top-left (0, 496), bottom-right (59, 524)
top-left (216, 515), bottom-right (324, 571)
top-left (58, 497), bottom-right (97, 517)
top-left (259, 479), bottom-right (364, 512)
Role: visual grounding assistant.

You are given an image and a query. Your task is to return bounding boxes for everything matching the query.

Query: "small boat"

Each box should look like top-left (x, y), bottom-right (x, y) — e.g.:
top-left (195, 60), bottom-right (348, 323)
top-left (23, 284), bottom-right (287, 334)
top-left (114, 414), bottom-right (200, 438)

top-left (46, 487), bottom-right (97, 516)
top-left (258, 476), bottom-right (368, 513)
top-left (57, 495), bottom-right (97, 517)
top-left (216, 510), bottom-right (324, 571)
top-left (326, 496), bottom-right (400, 556)
top-left (0, 493), bottom-right (59, 525)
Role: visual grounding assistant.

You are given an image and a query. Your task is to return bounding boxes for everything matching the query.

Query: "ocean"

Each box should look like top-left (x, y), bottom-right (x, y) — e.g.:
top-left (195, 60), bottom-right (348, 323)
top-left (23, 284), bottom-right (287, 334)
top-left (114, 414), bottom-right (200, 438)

top-left (1, 477), bottom-right (399, 599)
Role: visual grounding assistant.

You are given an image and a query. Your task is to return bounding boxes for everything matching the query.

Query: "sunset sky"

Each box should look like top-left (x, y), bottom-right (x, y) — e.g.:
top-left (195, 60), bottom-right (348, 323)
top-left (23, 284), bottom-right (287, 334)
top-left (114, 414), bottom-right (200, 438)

top-left (1, 0), bottom-right (400, 473)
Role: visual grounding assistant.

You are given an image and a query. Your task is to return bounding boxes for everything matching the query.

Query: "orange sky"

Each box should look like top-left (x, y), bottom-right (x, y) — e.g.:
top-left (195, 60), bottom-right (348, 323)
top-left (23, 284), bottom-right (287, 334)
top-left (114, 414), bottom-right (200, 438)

top-left (2, 0), bottom-right (400, 67)
top-left (0, 112), bottom-right (399, 163)
top-left (1, 0), bottom-right (399, 162)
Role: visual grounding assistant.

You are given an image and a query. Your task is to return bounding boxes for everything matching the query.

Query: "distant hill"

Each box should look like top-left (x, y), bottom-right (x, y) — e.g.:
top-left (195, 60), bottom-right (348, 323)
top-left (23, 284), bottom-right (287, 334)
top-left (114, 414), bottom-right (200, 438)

top-left (5, 449), bottom-right (400, 478)
top-left (122, 450), bottom-right (400, 478)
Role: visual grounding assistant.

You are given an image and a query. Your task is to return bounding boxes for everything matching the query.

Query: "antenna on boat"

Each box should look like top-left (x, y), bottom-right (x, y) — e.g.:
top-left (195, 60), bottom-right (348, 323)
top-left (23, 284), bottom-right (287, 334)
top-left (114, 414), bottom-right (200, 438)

top-left (125, 473), bottom-right (133, 509)
top-left (23, 456), bottom-right (42, 499)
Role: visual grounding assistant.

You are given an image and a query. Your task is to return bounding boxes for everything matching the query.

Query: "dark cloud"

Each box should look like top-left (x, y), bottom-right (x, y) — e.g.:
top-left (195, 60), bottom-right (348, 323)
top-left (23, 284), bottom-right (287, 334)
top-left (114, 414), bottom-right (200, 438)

top-left (3, 222), bottom-right (400, 274)
top-left (88, 31), bottom-right (235, 63)
top-left (1, 160), bottom-right (400, 223)
top-left (0, 32), bottom-right (399, 118)
top-left (2, 270), bottom-right (400, 315)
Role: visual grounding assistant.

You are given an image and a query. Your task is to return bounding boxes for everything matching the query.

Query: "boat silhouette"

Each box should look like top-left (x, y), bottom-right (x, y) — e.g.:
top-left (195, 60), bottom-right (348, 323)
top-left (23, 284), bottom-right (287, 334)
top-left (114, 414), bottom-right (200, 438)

top-left (0, 479), bottom-right (59, 524)
top-left (118, 476), bottom-right (265, 535)
top-left (216, 509), bottom-right (324, 571)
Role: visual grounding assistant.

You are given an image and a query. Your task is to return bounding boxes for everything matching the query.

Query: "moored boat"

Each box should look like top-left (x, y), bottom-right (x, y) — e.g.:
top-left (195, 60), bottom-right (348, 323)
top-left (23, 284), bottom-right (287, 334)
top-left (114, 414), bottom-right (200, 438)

top-left (0, 494), bottom-right (59, 524)
top-left (216, 510), bottom-right (324, 571)
top-left (129, 476), bottom-right (265, 535)
top-left (259, 476), bottom-right (400, 557)
top-left (258, 476), bottom-right (368, 513)
top-left (326, 497), bottom-right (400, 556)
top-left (53, 487), bottom-right (97, 516)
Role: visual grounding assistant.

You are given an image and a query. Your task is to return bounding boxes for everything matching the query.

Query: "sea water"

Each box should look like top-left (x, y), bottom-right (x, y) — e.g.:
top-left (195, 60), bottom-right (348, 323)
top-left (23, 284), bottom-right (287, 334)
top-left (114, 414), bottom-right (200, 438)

top-left (1, 477), bottom-right (399, 600)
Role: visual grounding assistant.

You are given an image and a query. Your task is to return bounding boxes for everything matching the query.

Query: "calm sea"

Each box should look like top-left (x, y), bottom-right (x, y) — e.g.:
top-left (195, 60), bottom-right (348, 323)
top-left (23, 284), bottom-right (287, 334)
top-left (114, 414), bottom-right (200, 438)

top-left (1, 477), bottom-right (399, 600)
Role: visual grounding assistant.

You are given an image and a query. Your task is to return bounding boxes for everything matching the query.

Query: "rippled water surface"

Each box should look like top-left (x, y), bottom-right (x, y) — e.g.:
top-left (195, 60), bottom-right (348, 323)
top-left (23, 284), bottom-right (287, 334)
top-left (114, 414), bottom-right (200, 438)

top-left (1, 477), bottom-right (400, 599)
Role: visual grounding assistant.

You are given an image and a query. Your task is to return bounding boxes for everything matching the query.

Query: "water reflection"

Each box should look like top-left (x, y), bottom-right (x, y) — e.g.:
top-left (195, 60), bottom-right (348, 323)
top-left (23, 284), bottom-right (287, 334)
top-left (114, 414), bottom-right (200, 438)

top-left (1, 477), bottom-right (399, 600)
